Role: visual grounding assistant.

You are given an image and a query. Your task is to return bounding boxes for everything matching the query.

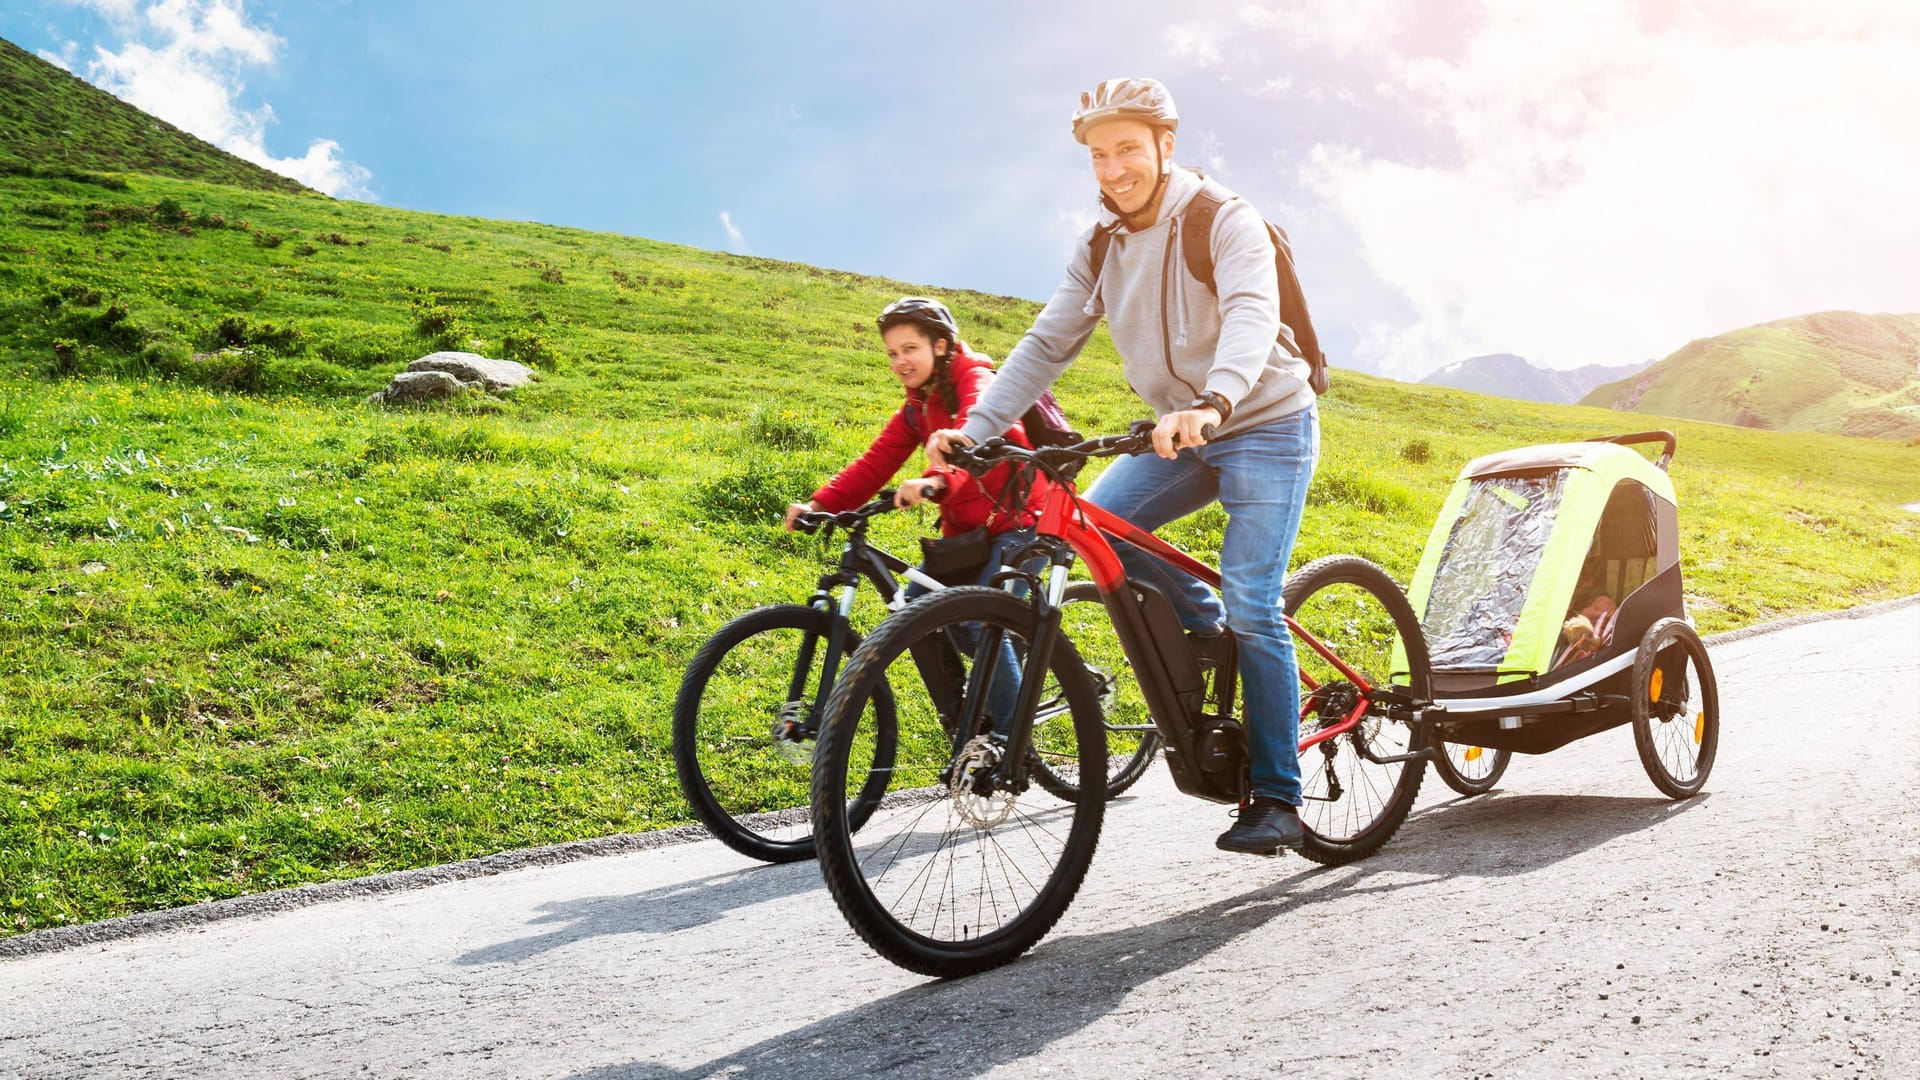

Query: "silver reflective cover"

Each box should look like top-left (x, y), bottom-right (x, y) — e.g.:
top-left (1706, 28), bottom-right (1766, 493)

top-left (1422, 471), bottom-right (1568, 669)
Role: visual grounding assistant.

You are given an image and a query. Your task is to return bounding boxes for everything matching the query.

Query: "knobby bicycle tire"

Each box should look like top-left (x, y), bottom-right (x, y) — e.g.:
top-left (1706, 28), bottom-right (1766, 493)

top-left (672, 604), bottom-right (896, 863)
top-left (1282, 555), bottom-right (1434, 866)
top-left (811, 586), bottom-right (1107, 977)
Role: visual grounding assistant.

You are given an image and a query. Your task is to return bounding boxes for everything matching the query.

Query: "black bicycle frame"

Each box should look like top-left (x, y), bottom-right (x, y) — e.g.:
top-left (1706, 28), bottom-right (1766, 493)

top-left (785, 501), bottom-right (969, 740)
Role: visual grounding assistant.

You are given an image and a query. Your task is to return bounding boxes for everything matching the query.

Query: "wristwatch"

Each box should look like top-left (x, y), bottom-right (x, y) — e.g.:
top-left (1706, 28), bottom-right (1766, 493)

top-left (1189, 390), bottom-right (1232, 424)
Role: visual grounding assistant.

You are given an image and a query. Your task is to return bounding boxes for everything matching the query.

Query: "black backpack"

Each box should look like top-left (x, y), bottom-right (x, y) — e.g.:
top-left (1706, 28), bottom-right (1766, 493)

top-left (1088, 180), bottom-right (1330, 396)
top-left (901, 382), bottom-right (1080, 449)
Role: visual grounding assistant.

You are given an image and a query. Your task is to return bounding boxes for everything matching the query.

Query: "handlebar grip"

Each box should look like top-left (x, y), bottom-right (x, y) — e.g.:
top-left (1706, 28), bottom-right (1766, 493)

top-left (1199, 423), bottom-right (1217, 442)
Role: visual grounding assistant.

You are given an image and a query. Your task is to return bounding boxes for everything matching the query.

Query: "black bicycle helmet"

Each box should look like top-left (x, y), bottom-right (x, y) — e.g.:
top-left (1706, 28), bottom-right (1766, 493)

top-left (876, 296), bottom-right (959, 343)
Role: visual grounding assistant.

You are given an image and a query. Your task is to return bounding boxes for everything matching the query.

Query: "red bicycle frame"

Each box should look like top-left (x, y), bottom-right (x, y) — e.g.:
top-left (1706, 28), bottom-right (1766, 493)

top-left (1029, 480), bottom-right (1377, 763)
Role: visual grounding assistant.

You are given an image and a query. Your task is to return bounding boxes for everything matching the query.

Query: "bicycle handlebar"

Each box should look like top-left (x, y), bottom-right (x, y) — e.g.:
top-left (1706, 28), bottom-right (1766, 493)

top-left (946, 420), bottom-right (1217, 478)
top-left (792, 488), bottom-right (899, 534)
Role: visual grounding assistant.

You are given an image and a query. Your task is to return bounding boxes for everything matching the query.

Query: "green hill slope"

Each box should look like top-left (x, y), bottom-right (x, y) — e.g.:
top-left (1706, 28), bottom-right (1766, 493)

top-left (0, 35), bottom-right (308, 193)
top-left (1581, 311), bottom-right (1920, 440)
top-left (3, 102), bottom-right (1919, 933)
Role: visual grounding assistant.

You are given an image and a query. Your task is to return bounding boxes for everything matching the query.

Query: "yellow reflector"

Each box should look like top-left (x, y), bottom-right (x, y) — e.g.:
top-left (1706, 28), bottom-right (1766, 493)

top-left (1464, 746), bottom-right (1483, 762)
top-left (1694, 712), bottom-right (1705, 744)
top-left (1649, 667), bottom-right (1664, 703)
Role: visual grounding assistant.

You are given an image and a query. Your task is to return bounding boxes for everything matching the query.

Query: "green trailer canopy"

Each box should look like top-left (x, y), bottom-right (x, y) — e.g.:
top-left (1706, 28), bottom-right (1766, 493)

top-left (1402, 441), bottom-right (1678, 684)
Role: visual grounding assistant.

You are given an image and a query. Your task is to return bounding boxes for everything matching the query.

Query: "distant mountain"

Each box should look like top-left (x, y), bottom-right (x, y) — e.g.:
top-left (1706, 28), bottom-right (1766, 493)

top-left (1420, 353), bottom-right (1649, 404)
top-left (1580, 311), bottom-right (1920, 441)
top-left (0, 36), bottom-right (307, 193)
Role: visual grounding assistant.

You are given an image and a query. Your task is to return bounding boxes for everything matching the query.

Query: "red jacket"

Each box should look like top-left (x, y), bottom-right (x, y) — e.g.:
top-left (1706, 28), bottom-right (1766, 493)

top-left (811, 342), bottom-right (1049, 537)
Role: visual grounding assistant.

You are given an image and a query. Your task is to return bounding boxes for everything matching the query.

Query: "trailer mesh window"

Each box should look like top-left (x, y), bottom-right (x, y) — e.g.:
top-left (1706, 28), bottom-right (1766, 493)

top-left (1421, 471), bottom-right (1568, 669)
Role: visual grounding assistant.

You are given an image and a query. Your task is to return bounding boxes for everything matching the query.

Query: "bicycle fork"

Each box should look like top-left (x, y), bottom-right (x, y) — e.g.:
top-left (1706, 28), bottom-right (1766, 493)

top-left (952, 555), bottom-right (1074, 796)
top-left (778, 583), bottom-right (857, 744)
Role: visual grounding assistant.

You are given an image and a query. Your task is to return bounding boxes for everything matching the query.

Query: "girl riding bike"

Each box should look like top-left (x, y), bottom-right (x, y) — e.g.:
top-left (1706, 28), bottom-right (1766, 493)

top-left (786, 296), bottom-right (1050, 594)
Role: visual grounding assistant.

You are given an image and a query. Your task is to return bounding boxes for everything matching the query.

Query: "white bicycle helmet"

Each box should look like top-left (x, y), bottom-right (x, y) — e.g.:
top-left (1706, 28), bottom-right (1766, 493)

top-left (1072, 78), bottom-right (1179, 144)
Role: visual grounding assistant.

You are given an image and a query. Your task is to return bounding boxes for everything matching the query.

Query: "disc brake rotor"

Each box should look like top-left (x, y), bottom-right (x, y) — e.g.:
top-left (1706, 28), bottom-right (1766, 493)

top-left (769, 702), bottom-right (812, 764)
top-left (949, 735), bottom-right (1016, 828)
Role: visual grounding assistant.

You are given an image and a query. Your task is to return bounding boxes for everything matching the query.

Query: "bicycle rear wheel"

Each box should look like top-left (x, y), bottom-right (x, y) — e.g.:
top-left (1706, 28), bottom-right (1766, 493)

top-left (672, 604), bottom-right (895, 863)
top-left (1283, 556), bottom-right (1433, 866)
top-left (812, 586), bottom-right (1106, 978)
top-left (1031, 581), bottom-right (1161, 800)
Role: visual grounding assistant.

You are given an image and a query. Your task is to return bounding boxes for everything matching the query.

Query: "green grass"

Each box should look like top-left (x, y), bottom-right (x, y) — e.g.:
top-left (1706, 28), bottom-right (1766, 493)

top-left (2, 131), bottom-right (1919, 935)
top-left (0, 37), bottom-right (307, 194)
top-left (1583, 311), bottom-right (1920, 440)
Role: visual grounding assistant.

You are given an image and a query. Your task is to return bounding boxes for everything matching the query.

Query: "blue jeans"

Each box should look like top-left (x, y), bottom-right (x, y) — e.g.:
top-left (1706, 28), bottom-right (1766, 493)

top-left (1083, 408), bottom-right (1320, 804)
top-left (905, 528), bottom-right (1042, 736)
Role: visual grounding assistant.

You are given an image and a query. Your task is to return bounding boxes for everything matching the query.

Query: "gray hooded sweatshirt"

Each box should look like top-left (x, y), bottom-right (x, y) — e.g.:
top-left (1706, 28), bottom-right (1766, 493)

top-left (959, 165), bottom-right (1316, 447)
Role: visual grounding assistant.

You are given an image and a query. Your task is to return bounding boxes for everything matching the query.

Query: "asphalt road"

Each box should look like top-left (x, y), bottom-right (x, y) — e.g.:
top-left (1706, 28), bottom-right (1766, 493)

top-left (4, 600), bottom-right (1917, 1079)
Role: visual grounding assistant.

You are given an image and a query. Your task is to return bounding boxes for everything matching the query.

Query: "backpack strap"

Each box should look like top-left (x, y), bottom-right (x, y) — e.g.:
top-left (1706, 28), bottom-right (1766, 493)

top-left (1180, 187), bottom-right (1226, 293)
top-left (1087, 221), bottom-right (1121, 284)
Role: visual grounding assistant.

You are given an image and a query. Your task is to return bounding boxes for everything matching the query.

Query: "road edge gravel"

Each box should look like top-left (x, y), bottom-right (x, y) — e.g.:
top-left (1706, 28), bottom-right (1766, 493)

top-left (6, 590), bottom-right (1917, 961)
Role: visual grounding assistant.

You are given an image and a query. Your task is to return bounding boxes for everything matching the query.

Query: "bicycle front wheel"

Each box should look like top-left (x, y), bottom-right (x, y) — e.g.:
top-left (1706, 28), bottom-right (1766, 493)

top-left (672, 604), bottom-right (896, 863)
top-left (1283, 556), bottom-right (1434, 866)
top-left (1030, 581), bottom-right (1161, 800)
top-left (812, 586), bottom-right (1106, 978)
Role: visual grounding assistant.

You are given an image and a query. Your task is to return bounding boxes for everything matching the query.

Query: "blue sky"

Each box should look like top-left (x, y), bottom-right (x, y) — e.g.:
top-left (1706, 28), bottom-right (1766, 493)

top-left (7, 1), bottom-right (1919, 380)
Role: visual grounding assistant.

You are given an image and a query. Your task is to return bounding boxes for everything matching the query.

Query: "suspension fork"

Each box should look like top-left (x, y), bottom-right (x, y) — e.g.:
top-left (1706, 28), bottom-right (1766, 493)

top-left (794, 573), bottom-right (860, 736)
top-left (985, 554), bottom-right (1073, 789)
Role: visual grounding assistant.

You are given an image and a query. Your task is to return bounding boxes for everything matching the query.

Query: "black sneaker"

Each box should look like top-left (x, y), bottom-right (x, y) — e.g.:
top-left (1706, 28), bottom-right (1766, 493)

top-left (1216, 797), bottom-right (1304, 855)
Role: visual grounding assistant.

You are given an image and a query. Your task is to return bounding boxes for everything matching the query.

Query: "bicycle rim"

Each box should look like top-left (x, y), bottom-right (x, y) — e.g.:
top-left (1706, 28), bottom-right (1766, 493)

top-left (672, 605), bottom-right (895, 863)
top-left (812, 587), bottom-right (1106, 977)
top-left (1283, 556), bottom-right (1433, 865)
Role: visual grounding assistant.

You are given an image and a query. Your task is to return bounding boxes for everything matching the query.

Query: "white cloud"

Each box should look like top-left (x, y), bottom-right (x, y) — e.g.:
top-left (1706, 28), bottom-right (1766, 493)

top-left (1167, 24), bottom-right (1224, 68)
top-left (1190, 0), bottom-right (1920, 378)
top-left (72, 0), bottom-right (373, 199)
top-left (1052, 204), bottom-right (1099, 266)
top-left (37, 43), bottom-right (79, 71)
top-left (719, 211), bottom-right (748, 253)
top-left (1193, 129), bottom-right (1229, 177)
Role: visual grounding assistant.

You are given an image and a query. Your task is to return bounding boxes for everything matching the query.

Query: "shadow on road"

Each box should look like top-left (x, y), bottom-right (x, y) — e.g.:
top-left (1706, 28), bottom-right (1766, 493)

top-left (456, 798), bottom-right (1102, 968)
top-left (1385, 790), bottom-right (1711, 880)
top-left (555, 790), bottom-right (1708, 1079)
top-left (452, 860), bottom-right (823, 967)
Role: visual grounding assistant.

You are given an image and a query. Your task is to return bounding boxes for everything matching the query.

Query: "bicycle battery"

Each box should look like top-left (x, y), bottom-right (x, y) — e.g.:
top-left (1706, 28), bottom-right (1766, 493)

top-left (1121, 582), bottom-right (1240, 803)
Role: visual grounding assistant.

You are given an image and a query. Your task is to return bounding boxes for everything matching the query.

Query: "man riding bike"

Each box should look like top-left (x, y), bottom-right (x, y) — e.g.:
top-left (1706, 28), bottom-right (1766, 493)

top-left (927, 77), bottom-right (1321, 855)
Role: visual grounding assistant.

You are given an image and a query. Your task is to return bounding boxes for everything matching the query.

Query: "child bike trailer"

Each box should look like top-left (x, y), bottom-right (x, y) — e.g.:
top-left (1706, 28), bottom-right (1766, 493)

top-left (1400, 431), bottom-right (1719, 799)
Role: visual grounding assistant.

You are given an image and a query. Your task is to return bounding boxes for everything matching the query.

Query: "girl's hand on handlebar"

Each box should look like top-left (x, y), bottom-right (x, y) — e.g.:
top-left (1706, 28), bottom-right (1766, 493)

top-left (924, 428), bottom-right (974, 468)
top-left (895, 477), bottom-right (947, 508)
top-left (1151, 407), bottom-right (1221, 459)
top-left (783, 500), bottom-right (820, 531)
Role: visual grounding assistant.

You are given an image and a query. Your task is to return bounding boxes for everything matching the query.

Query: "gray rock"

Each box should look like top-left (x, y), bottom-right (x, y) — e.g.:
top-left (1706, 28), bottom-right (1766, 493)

top-left (367, 369), bottom-right (475, 405)
top-left (406, 352), bottom-right (534, 391)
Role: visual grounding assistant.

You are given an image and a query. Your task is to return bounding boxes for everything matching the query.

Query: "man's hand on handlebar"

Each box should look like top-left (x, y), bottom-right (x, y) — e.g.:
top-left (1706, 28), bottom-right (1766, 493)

top-left (924, 428), bottom-right (974, 468)
top-left (1152, 407), bottom-right (1221, 459)
top-left (783, 500), bottom-right (821, 531)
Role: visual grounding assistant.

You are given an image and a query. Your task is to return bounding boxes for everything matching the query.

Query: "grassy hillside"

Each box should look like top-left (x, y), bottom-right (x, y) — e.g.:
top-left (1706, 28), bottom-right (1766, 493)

top-left (0, 36), bottom-right (308, 194)
top-left (3, 148), bottom-right (1920, 932)
top-left (1582, 311), bottom-right (1920, 440)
